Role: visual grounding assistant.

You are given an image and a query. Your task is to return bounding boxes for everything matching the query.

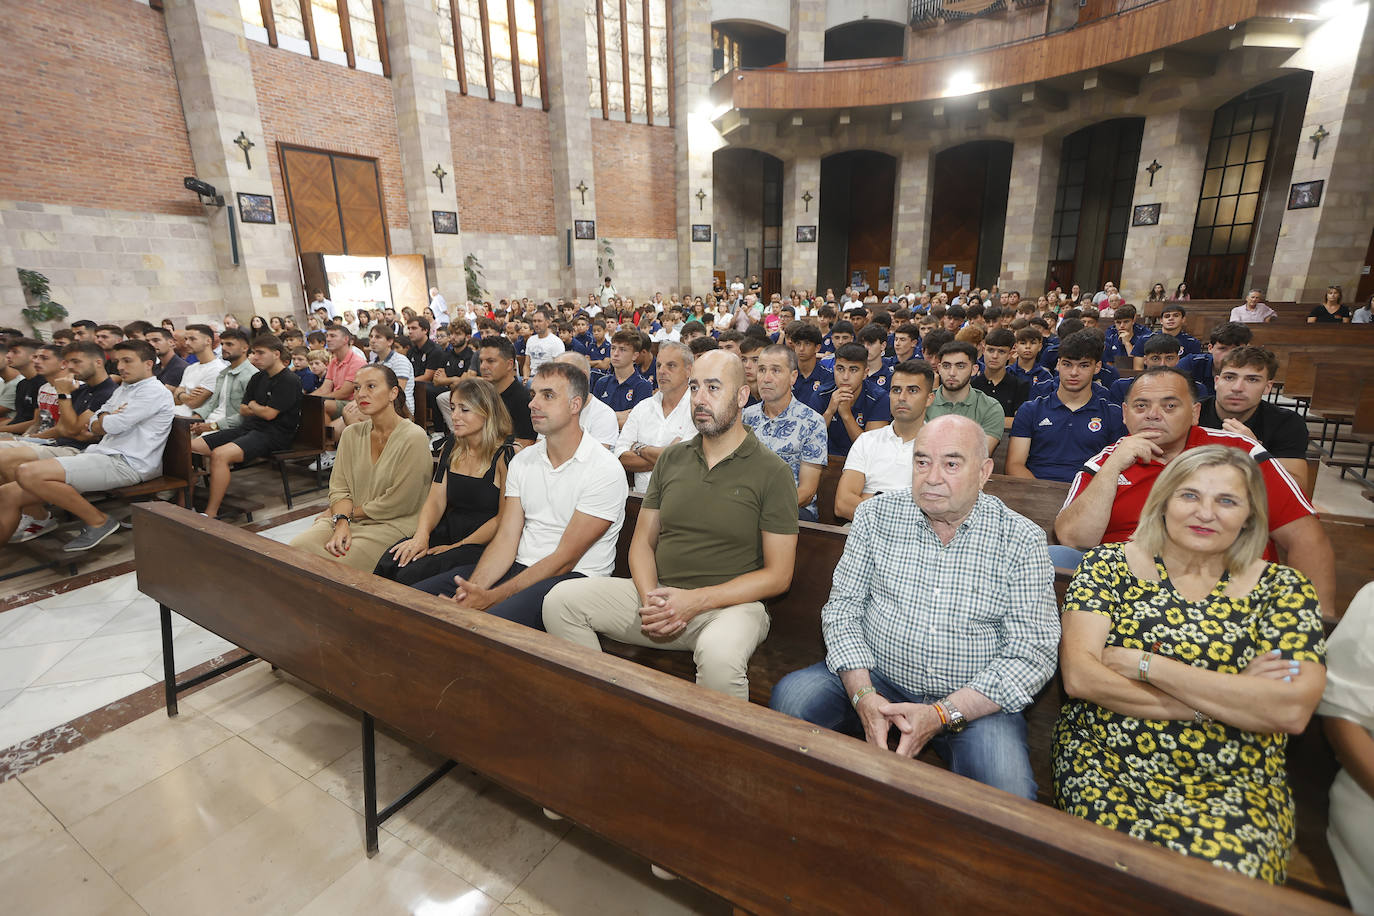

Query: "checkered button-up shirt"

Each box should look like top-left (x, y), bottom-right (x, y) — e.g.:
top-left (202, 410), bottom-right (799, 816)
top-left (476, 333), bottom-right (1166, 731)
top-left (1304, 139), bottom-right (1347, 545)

top-left (822, 490), bottom-right (1060, 713)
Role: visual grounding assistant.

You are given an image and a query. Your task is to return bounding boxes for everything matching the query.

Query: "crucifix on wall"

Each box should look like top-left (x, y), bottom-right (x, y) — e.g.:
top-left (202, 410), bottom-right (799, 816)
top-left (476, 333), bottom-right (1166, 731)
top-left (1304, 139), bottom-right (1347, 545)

top-left (802, 190), bottom-right (813, 212)
top-left (233, 131), bottom-right (255, 169)
top-left (576, 180), bottom-right (589, 204)
top-left (1145, 159), bottom-right (1162, 187)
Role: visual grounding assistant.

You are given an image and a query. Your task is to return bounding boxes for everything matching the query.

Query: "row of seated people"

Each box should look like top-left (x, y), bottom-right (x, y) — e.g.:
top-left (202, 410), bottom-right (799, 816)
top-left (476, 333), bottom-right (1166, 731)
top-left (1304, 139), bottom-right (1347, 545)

top-left (285, 345), bottom-right (1367, 902)
top-left (0, 331), bottom-right (303, 547)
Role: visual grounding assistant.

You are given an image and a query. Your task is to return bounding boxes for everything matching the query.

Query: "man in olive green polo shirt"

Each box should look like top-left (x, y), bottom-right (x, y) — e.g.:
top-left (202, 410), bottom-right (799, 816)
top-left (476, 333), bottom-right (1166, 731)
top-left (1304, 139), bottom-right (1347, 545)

top-left (543, 350), bottom-right (798, 700)
top-left (928, 341), bottom-right (1003, 456)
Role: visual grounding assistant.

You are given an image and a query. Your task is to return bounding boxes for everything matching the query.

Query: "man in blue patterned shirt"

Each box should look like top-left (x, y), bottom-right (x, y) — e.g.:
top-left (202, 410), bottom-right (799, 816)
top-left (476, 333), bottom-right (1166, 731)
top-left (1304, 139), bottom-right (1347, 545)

top-left (770, 414), bottom-right (1060, 799)
top-left (743, 345), bottom-right (829, 521)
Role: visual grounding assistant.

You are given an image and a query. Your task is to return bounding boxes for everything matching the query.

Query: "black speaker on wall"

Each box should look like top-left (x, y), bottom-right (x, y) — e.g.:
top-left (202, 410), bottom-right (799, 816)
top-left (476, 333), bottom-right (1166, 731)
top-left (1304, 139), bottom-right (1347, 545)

top-left (712, 47), bottom-right (726, 71)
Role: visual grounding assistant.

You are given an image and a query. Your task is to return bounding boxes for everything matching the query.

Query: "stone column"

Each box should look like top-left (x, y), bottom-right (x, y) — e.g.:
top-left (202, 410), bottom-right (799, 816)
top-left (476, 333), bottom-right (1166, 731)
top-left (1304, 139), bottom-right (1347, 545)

top-left (672, 0), bottom-right (719, 293)
top-left (384, 0), bottom-right (467, 298)
top-left (787, 0), bottom-right (826, 69)
top-left (780, 155), bottom-right (820, 293)
top-left (890, 147), bottom-right (932, 292)
top-left (544, 0), bottom-right (601, 297)
top-left (999, 135), bottom-right (1060, 294)
top-left (0, 231), bottom-right (27, 322)
top-left (162, 0), bottom-right (300, 319)
top-left (1268, 4), bottom-right (1374, 302)
top-left (1120, 109), bottom-right (1211, 302)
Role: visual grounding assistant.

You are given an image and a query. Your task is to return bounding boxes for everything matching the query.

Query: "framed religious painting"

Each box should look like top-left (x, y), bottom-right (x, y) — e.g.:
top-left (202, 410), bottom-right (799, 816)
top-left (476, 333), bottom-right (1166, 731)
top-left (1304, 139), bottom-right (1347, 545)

top-left (237, 193), bottom-right (275, 224)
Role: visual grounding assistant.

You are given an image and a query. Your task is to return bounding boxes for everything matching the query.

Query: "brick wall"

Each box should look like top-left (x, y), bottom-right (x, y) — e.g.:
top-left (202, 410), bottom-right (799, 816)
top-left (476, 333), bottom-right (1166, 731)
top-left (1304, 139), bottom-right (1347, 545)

top-left (449, 94), bottom-right (556, 235)
top-left (0, 0), bottom-right (198, 216)
top-left (590, 120), bottom-right (675, 239)
top-left (249, 43), bottom-right (408, 233)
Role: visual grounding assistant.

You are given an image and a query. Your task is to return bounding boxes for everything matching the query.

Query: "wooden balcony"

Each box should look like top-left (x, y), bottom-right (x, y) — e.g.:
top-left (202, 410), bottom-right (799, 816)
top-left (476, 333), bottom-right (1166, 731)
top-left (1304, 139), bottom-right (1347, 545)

top-left (710, 0), bottom-right (1323, 112)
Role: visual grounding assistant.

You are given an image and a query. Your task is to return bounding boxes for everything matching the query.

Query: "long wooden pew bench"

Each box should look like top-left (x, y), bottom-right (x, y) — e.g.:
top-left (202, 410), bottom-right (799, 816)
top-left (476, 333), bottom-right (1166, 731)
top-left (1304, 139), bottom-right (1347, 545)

top-left (135, 499), bottom-right (1353, 912)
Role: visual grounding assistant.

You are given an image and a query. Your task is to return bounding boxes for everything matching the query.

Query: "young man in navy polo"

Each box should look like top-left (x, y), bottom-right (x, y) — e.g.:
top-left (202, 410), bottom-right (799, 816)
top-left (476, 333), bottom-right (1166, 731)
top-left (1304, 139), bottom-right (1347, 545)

top-left (858, 324), bottom-right (894, 392)
top-left (1154, 303), bottom-right (1201, 357)
top-left (581, 319), bottom-right (611, 373)
top-left (1008, 327), bottom-right (1054, 389)
top-left (1005, 329), bottom-right (1126, 483)
top-left (785, 321), bottom-right (834, 411)
top-left (591, 329), bottom-right (653, 426)
top-left (1107, 334), bottom-right (1182, 405)
top-left (1102, 303), bottom-right (1151, 366)
top-left (818, 343), bottom-right (890, 456)
top-left (820, 320), bottom-right (855, 369)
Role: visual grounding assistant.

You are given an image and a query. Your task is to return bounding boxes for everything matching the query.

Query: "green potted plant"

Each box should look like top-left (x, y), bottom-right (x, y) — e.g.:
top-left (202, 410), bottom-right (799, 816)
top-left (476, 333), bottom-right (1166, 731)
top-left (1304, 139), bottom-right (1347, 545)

top-left (18, 269), bottom-right (69, 337)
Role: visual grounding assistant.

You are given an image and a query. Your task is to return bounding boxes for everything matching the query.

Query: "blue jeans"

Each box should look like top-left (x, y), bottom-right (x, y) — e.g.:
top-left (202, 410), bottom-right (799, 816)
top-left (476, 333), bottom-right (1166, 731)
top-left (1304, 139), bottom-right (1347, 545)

top-left (413, 561), bottom-right (583, 631)
top-left (799, 505), bottom-right (819, 523)
top-left (1048, 545), bottom-right (1086, 573)
top-left (770, 662), bottom-right (1037, 800)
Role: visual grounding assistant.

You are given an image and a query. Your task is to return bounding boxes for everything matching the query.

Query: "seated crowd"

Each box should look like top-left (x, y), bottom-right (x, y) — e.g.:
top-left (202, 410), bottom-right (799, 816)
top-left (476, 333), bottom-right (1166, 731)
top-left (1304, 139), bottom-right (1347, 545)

top-left (4, 278), bottom-right (1369, 905)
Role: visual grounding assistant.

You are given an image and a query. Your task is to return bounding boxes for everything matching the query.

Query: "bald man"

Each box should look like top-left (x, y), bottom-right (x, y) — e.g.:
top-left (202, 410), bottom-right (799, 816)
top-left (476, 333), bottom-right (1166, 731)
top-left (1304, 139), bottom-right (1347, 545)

top-left (770, 415), bottom-right (1060, 799)
top-left (544, 350), bottom-right (799, 700)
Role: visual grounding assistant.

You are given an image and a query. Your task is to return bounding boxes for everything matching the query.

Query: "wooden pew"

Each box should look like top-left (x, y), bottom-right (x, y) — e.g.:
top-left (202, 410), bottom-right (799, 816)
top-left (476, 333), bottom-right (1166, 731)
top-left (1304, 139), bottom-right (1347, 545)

top-left (107, 416), bottom-right (195, 508)
top-left (268, 394), bottom-right (328, 509)
top-left (132, 503), bottom-right (1348, 914)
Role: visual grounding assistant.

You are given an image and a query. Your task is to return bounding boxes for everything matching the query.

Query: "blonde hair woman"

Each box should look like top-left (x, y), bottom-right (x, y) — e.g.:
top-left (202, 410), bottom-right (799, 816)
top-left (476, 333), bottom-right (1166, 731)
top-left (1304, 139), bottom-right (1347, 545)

top-left (374, 377), bottom-right (516, 586)
top-left (289, 365), bottom-right (431, 571)
top-left (1055, 445), bottom-right (1326, 883)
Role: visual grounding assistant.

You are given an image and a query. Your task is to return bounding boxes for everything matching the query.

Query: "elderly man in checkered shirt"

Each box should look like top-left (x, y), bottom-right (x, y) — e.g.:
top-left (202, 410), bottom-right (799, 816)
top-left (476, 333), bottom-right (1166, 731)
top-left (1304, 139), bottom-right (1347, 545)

top-left (770, 414), bottom-right (1060, 799)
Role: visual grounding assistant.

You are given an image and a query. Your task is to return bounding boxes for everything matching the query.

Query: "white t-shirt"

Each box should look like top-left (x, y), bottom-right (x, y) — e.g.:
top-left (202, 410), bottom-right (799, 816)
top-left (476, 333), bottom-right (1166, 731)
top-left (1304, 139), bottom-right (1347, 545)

top-left (843, 424), bottom-right (917, 496)
top-left (175, 358), bottom-right (228, 417)
top-left (614, 391), bottom-right (697, 491)
top-left (651, 324), bottom-right (681, 343)
top-left (729, 281), bottom-right (745, 294)
top-left (314, 298), bottom-right (336, 319)
top-left (505, 431), bottom-right (628, 576)
top-left (525, 333), bottom-right (565, 374)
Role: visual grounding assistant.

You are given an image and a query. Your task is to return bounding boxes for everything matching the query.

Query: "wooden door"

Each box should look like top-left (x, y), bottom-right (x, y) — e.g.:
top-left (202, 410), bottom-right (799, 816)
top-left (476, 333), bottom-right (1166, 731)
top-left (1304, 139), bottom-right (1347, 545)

top-left (334, 157), bottom-right (389, 257)
top-left (281, 148), bottom-right (344, 255)
top-left (388, 254), bottom-right (429, 316)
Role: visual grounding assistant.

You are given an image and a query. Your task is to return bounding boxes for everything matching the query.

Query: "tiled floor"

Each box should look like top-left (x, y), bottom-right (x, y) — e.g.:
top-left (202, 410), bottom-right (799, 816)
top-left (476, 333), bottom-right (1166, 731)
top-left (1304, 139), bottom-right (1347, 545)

top-left (0, 662), bottom-right (728, 915)
top-left (1, 412), bottom-right (1371, 913)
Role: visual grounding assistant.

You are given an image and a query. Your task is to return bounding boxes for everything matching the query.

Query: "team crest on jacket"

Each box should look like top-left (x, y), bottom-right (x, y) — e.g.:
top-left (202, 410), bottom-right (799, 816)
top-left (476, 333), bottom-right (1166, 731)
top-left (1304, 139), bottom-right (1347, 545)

top-left (1087, 417), bottom-right (1102, 433)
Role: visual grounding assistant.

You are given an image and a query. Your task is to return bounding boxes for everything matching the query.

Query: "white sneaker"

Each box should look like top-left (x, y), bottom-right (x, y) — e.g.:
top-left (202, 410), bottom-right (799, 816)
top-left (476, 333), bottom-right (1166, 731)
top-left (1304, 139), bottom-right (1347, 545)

top-left (8, 514), bottom-right (34, 541)
top-left (541, 808), bottom-right (564, 821)
top-left (11, 515), bottom-right (58, 543)
top-left (308, 451), bottom-right (336, 472)
top-left (649, 864), bottom-right (677, 881)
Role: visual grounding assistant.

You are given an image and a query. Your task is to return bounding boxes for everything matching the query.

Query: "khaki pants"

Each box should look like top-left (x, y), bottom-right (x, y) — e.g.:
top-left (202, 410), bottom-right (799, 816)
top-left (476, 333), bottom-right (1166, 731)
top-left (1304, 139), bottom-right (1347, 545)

top-left (542, 577), bottom-right (769, 701)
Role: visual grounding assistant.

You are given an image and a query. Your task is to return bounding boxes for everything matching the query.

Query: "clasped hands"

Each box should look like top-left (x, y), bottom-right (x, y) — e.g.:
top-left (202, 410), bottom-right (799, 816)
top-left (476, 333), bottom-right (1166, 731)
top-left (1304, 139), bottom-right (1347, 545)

top-left (855, 692), bottom-right (944, 758)
top-left (638, 586), bottom-right (704, 638)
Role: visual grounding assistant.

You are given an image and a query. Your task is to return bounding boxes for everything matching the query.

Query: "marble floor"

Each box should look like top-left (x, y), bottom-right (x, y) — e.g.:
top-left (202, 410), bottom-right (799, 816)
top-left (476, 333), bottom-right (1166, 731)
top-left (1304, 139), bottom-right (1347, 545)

top-left (0, 661), bottom-right (728, 915)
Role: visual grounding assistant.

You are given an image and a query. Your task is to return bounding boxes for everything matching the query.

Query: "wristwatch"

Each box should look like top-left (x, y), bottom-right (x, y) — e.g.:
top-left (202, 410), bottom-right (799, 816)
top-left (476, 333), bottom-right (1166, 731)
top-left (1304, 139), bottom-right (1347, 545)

top-left (56, 393), bottom-right (71, 401)
top-left (331, 513), bottom-right (350, 526)
top-left (939, 701), bottom-right (968, 734)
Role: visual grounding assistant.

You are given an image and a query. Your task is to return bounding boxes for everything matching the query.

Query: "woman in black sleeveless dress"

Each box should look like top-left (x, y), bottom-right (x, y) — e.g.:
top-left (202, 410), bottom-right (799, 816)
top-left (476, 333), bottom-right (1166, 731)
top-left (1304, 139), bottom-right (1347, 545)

top-left (375, 378), bottom-right (516, 586)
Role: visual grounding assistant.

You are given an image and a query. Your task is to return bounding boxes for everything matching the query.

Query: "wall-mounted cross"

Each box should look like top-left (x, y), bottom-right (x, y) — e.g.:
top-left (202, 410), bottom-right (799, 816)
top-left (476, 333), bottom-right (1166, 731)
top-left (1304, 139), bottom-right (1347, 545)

top-left (802, 190), bottom-right (813, 212)
top-left (1309, 125), bottom-right (1329, 160)
top-left (1145, 159), bottom-right (1162, 187)
top-left (695, 189), bottom-right (706, 211)
top-left (576, 180), bottom-right (589, 204)
top-left (432, 163), bottom-right (448, 194)
top-left (233, 131), bottom-right (255, 169)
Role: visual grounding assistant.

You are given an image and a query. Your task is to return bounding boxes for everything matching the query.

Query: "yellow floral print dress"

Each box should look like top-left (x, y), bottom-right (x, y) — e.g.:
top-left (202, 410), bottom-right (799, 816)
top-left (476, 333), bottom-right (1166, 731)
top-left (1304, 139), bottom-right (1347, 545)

top-left (1052, 544), bottom-right (1326, 884)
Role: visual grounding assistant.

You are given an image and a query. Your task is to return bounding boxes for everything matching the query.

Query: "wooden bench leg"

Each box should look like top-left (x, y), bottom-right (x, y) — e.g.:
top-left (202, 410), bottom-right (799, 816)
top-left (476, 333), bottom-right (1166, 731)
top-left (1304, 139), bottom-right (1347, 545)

top-left (277, 462), bottom-right (294, 510)
top-left (158, 602), bottom-right (258, 718)
top-left (360, 712), bottom-right (456, 858)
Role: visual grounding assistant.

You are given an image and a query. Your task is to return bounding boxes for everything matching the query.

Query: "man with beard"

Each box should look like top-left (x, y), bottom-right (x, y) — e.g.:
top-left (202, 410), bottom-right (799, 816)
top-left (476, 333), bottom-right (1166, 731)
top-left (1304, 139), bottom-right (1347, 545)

top-left (543, 350), bottom-right (798, 700)
top-left (926, 341), bottom-right (1004, 455)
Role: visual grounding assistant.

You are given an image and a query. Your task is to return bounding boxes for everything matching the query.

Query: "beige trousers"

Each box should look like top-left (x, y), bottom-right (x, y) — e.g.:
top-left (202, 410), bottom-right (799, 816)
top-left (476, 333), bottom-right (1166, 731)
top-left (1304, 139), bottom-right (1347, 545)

top-left (542, 577), bottom-right (769, 701)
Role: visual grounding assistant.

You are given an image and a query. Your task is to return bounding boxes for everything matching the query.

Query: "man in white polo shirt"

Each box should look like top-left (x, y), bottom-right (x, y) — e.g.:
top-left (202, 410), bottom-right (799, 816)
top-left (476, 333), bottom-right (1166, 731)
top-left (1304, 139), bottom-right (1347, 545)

top-left (834, 359), bottom-right (936, 521)
top-left (0, 339), bottom-right (173, 551)
top-left (615, 341), bottom-right (695, 491)
top-left (412, 361), bottom-right (627, 629)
